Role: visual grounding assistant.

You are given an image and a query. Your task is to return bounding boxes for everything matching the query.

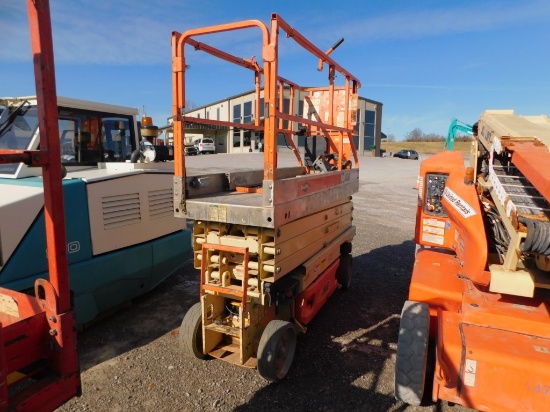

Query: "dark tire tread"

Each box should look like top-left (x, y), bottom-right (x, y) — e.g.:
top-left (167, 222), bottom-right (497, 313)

top-left (257, 320), bottom-right (296, 382)
top-left (394, 300), bottom-right (430, 405)
top-left (336, 253), bottom-right (353, 290)
top-left (179, 302), bottom-right (205, 360)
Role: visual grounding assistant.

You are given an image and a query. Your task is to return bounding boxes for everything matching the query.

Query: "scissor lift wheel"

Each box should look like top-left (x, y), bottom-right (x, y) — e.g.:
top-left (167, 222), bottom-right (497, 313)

top-left (340, 241), bottom-right (352, 255)
top-left (394, 300), bottom-right (430, 405)
top-left (179, 302), bottom-right (205, 359)
top-left (257, 320), bottom-right (297, 382)
top-left (336, 253), bottom-right (353, 290)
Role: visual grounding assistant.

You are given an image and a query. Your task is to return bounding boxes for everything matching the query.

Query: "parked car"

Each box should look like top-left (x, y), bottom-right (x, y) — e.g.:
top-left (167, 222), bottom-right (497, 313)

top-left (185, 145), bottom-right (198, 156)
top-left (194, 137), bottom-right (215, 154)
top-left (393, 149), bottom-right (419, 160)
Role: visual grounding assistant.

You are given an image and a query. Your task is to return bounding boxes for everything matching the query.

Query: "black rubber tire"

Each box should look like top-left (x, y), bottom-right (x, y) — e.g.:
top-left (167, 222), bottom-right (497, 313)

top-left (257, 320), bottom-right (296, 382)
top-left (336, 254), bottom-right (352, 290)
top-left (395, 300), bottom-right (430, 405)
top-left (340, 241), bottom-right (352, 255)
top-left (179, 302), bottom-right (205, 359)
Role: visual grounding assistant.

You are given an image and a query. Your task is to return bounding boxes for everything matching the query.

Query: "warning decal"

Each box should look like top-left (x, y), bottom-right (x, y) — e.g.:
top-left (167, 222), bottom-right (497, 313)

top-left (209, 205), bottom-right (227, 222)
top-left (443, 187), bottom-right (477, 218)
top-left (422, 218), bottom-right (445, 245)
top-left (421, 233), bottom-right (444, 245)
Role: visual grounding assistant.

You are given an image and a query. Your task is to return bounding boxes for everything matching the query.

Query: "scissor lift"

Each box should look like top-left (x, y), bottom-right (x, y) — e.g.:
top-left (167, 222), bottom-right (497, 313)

top-left (0, 1), bottom-right (80, 410)
top-left (172, 13), bottom-right (361, 381)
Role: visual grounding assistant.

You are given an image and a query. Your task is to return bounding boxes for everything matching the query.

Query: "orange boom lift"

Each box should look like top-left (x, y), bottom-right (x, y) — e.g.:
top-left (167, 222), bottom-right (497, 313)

top-left (395, 110), bottom-right (550, 411)
top-left (0, 1), bottom-right (80, 410)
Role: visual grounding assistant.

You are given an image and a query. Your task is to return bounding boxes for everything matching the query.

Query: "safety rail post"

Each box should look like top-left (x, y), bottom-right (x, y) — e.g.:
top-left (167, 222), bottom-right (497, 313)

top-left (27, 0), bottom-right (71, 315)
top-left (0, 1), bottom-right (80, 410)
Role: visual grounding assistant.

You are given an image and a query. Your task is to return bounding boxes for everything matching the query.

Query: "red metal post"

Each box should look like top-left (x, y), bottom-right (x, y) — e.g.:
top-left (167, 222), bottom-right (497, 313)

top-left (27, 0), bottom-right (71, 314)
top-left (263, 15), bottom-right (279, 181)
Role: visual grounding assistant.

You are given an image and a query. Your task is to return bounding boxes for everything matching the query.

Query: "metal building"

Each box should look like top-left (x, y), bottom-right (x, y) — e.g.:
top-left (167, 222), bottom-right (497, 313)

top-left (163, 88), bottom-right (382, 155)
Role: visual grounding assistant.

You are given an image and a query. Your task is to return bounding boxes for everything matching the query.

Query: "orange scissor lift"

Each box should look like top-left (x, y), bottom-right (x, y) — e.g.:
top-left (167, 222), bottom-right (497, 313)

top-left (172, 14), bottom-right (360, 381)
top-left (395, 110), bottom-right (550, 411)
top-left (0, 1), bottom-right (80, 410)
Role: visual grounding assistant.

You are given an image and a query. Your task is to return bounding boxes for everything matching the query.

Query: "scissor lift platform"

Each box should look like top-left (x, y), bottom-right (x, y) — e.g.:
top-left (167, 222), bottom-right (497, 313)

top-left (184, 165), bottom-right (358, 228)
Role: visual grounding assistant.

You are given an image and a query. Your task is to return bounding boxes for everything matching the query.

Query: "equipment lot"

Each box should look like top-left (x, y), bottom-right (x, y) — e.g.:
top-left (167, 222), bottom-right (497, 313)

top-left (57, 153), bottom-right (473, 412)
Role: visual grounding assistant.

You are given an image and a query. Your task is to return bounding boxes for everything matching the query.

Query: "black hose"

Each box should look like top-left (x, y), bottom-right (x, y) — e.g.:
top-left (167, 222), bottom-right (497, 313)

top-left (533, 221), bottom-right (548, 252)
top-left (483, 206), bottom-right (511, 263)
top-left (520, 217), bottom-right (550, 257)
top-left (520, 217), bottom-right (535, 251)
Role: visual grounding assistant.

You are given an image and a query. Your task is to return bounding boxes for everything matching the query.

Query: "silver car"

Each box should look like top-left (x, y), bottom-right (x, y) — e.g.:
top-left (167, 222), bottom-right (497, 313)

top-left (194, 137), bottom-right (215, 154)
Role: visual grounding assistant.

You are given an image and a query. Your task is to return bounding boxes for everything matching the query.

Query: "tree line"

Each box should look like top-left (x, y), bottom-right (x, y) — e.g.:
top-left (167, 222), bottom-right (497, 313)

top-left (401, 128), bottom-right (471, 142)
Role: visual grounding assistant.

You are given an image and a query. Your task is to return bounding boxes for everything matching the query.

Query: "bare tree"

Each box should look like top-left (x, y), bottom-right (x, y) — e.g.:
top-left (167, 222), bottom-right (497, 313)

top-left (424, 132), bottom-right (445, 142)
top-left (405, 128), bottom-right (424, 142)
top-left (184, 100), bottom-right (198, 111)
top-left (387, 133), bottom-right (396, 142)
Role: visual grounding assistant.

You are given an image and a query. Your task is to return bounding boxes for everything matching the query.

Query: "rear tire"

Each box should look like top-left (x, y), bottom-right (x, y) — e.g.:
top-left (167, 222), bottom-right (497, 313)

top-left (179, 302), bottom-right (205, 359)
top-left (336, 254), bottom-right (352, 290)
top-left (257, 320), bottom-right (296, 382)
top-left (340, 241), bottom-right (352, 255)
top-left (395, 300), bottom-right (430, 405)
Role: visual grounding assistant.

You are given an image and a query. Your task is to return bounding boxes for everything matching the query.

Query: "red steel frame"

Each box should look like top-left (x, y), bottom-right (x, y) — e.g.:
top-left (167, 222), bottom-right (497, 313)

top-left (171, 13), bottom-right (361, 211)
top-left (0, 1), bottom-right (80, 410)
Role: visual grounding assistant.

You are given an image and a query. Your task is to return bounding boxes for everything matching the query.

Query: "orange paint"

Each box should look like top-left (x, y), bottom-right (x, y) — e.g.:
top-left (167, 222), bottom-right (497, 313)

top-left (410, 148), bottom-right (550, 410)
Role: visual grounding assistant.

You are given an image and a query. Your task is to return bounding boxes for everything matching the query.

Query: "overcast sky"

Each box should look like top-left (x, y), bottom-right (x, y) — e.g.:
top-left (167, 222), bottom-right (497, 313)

top-left (2, 0), bottom-right (550, 140)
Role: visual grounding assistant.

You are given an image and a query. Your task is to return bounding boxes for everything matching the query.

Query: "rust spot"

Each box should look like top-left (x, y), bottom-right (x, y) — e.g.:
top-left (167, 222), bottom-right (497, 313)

top-left (510, 207), bottom-right (519, 229)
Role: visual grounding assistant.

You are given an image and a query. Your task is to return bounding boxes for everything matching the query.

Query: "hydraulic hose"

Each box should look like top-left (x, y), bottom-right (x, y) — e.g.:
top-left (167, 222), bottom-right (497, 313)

top-left (519, 217), bottom-right (550, 257)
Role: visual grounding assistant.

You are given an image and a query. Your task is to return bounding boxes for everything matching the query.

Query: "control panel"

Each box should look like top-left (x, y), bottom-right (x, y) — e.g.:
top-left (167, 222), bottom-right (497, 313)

top-left (424, 173), bottom-right (449, 216)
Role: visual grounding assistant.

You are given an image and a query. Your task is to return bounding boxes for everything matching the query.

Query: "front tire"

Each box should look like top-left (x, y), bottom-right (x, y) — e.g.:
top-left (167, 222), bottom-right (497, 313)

top-left (179, 302), bottom-right (205, 359)
top-left (257, 320), bottom-right (296, 382)
top-left (394, 300), bottom-right (430, 405)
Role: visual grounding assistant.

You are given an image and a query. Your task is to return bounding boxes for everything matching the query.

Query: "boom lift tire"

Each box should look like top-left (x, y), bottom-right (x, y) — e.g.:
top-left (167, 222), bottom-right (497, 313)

top-left (394, 300), bottom-right (430, 406)
top-left (257, 320), bottom-right (297, 382)
top-left (179, 302), bottom-right (205, 360)
top-left (336, 253), bottom-right (353, 290)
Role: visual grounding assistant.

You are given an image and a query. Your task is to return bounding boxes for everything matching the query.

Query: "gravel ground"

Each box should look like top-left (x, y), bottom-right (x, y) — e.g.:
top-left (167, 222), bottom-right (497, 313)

top-left (57, 153), bottom-right (474, 412)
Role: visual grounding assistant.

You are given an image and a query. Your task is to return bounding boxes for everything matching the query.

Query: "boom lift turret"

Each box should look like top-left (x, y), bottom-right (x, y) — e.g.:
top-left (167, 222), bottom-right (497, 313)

top-left (172, 13), bottom-right (360, 381)
top-left (395, 109), bottom-right (550, 411)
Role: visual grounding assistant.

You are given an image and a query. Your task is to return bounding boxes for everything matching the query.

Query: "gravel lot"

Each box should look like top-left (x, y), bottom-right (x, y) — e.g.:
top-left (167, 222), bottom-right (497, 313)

top-left (57, 153), bottom-right (474, 412)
